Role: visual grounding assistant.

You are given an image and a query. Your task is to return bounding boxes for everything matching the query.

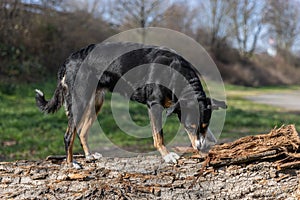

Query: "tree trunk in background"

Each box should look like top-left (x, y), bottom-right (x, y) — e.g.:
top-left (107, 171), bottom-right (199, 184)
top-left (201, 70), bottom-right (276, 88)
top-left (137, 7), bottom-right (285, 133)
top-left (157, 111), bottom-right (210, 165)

top-left (265, 0), bottom-right (300, 52)
top-left (230, 0), bottom-right (265, 58)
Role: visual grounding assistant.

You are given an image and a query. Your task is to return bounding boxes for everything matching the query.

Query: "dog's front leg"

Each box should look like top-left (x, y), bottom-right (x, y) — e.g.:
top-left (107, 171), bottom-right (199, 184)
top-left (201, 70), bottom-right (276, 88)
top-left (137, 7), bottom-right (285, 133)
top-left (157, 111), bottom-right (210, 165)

top-left (148, 104), bottom-right (180, 163)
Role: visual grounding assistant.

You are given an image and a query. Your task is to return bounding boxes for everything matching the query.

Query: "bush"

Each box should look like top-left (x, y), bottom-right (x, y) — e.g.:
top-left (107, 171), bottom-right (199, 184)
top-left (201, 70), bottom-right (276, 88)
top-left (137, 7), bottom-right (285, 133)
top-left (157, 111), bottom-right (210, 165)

top-left (0, 2), bottom-right (115, 84)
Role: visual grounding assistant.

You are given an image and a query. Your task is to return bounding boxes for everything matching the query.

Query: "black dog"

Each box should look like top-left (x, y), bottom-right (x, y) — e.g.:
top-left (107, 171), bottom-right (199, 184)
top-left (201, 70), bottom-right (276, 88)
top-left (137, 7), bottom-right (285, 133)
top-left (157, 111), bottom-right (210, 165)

top-left (35, 42), bottom-right (226, 168)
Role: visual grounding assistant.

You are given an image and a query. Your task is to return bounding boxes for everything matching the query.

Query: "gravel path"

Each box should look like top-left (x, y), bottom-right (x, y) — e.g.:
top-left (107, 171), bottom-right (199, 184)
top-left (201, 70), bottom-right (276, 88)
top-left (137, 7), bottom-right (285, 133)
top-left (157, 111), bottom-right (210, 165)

top-left (246, 91), bottom-right (300, 111)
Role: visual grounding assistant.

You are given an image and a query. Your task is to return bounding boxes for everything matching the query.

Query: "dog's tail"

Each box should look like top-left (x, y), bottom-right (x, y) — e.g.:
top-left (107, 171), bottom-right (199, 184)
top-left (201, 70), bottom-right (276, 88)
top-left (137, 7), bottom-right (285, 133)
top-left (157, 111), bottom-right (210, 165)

top-left (35, 82), bottom-right (64, 114)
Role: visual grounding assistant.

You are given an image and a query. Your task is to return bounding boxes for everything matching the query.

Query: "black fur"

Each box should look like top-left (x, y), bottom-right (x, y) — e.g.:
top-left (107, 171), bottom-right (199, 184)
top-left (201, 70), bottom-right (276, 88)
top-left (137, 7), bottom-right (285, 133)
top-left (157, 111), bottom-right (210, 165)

top-left (35, 42), bottom-right (226, 165)
top-left (35, 83), bottom-right (64, 113)
top-left (35, 44), bottom-right (96, 114)
top-left (36, 42), bottom-right (208, 119)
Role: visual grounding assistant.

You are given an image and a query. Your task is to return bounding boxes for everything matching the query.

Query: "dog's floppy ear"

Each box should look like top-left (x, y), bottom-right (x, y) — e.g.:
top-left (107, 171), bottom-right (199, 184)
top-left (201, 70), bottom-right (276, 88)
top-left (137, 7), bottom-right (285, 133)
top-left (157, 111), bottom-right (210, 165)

top-left (207, 98), bottom-right (227, 110)
top-left (166, 102), bottom-right (180, 117)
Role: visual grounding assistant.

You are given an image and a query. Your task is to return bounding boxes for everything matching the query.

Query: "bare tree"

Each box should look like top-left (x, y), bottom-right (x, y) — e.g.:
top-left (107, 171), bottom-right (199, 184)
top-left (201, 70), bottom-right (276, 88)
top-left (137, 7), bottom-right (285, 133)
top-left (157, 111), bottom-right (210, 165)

top-left (199, 0), bottom-right (233, 48)
top-left (159, 2), bottom-right (197, 35)
top-left (60, 0), bottom-right (105, 16)
top-left (0, 0), bottom-right (113, 79)
top-left (0, 0), bottom-right (25, 45)
top-left (265, 0), bottom-right (300, 52)
top-left (230, 0), bottom-right (265, 58)
top-left (108, 0), bottom-right (168, 29)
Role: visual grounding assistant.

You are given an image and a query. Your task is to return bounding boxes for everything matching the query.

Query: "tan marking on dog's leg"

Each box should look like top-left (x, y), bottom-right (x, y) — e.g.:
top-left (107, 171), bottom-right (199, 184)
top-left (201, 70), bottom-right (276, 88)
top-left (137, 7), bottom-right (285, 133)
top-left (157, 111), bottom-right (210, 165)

top-left (79, 90), bottom-right (105, 157)
top-left (148, 109), bottom-right (169, 157)
top-left (79, 116), bottom-right (93, 156)
top-left (185, 128), bottom-right (198, 150)
top-left (66, 128), bottom-right (76, 164)
top-left (154, 134), bottom-right (169, 157)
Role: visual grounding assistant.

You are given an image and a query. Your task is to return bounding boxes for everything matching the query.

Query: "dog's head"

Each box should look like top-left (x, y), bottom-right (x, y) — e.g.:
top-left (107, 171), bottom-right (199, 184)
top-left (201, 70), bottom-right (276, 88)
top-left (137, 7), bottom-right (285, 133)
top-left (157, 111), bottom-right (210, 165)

top-left (166, 97), bottom-right (227, 151)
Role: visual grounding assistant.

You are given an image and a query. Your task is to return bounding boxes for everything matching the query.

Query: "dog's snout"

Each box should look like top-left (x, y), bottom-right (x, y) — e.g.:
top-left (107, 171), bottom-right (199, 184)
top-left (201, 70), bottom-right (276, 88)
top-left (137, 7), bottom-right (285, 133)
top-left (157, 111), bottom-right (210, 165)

top-left (195, 136), bottom-right (206, 151)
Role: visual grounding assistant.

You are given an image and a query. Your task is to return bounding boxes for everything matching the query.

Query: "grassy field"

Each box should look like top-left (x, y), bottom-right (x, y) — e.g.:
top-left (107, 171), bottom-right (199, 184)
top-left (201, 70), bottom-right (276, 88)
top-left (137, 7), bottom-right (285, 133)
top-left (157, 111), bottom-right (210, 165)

top-left (223, 84), bottom-right (300, 138)
top-left (0, 80), bottom-right (299, 161)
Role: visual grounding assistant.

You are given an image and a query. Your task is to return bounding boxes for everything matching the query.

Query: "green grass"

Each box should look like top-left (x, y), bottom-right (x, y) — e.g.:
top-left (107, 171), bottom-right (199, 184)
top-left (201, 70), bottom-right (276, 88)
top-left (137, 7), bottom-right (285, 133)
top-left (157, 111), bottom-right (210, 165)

top-left (223, 84), bottom-right (300, 138)
top-left (0, 81), bottom-right (299, 161)
top-left (0, 80), bottom-right (181, 161)
top-left (0, 80), bottom-right (70, 161)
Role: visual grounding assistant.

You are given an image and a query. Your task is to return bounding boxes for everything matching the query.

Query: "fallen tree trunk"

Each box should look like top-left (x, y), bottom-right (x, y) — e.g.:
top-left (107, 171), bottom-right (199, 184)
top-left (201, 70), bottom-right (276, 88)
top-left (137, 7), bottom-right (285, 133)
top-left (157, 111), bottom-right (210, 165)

top-left (1, 125), bottom-right (300, 199)
top-left (207, 125), bottom-right (300, 168)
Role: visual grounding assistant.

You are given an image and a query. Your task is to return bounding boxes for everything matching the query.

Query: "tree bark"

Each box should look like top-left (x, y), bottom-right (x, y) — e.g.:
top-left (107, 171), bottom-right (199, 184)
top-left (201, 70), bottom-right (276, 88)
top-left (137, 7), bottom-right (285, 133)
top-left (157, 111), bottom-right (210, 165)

top-left (1, 125), bottom-right (300, 199)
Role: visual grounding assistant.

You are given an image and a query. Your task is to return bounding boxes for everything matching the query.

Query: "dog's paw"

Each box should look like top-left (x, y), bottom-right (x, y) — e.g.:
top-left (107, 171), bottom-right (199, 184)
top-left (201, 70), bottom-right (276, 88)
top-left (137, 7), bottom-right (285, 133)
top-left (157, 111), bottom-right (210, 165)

top-left (163, 152), bottom-right (180, 164)
top-left (86, 152), bottom-right (103, 161)
top-left (92, 152), bottom-right (103, 159)
top-left (72, 160), bottom-right (83, 169)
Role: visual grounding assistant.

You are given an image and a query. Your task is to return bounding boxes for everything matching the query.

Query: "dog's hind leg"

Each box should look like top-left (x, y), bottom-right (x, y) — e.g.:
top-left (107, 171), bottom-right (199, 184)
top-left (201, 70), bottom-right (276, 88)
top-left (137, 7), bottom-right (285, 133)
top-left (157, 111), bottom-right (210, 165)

top-left (64, 121), bottom-right (81, 168)
top-left (78, 89), bottom-right (105, 161)
top-left (148, 103), bottom-right (180, 164)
